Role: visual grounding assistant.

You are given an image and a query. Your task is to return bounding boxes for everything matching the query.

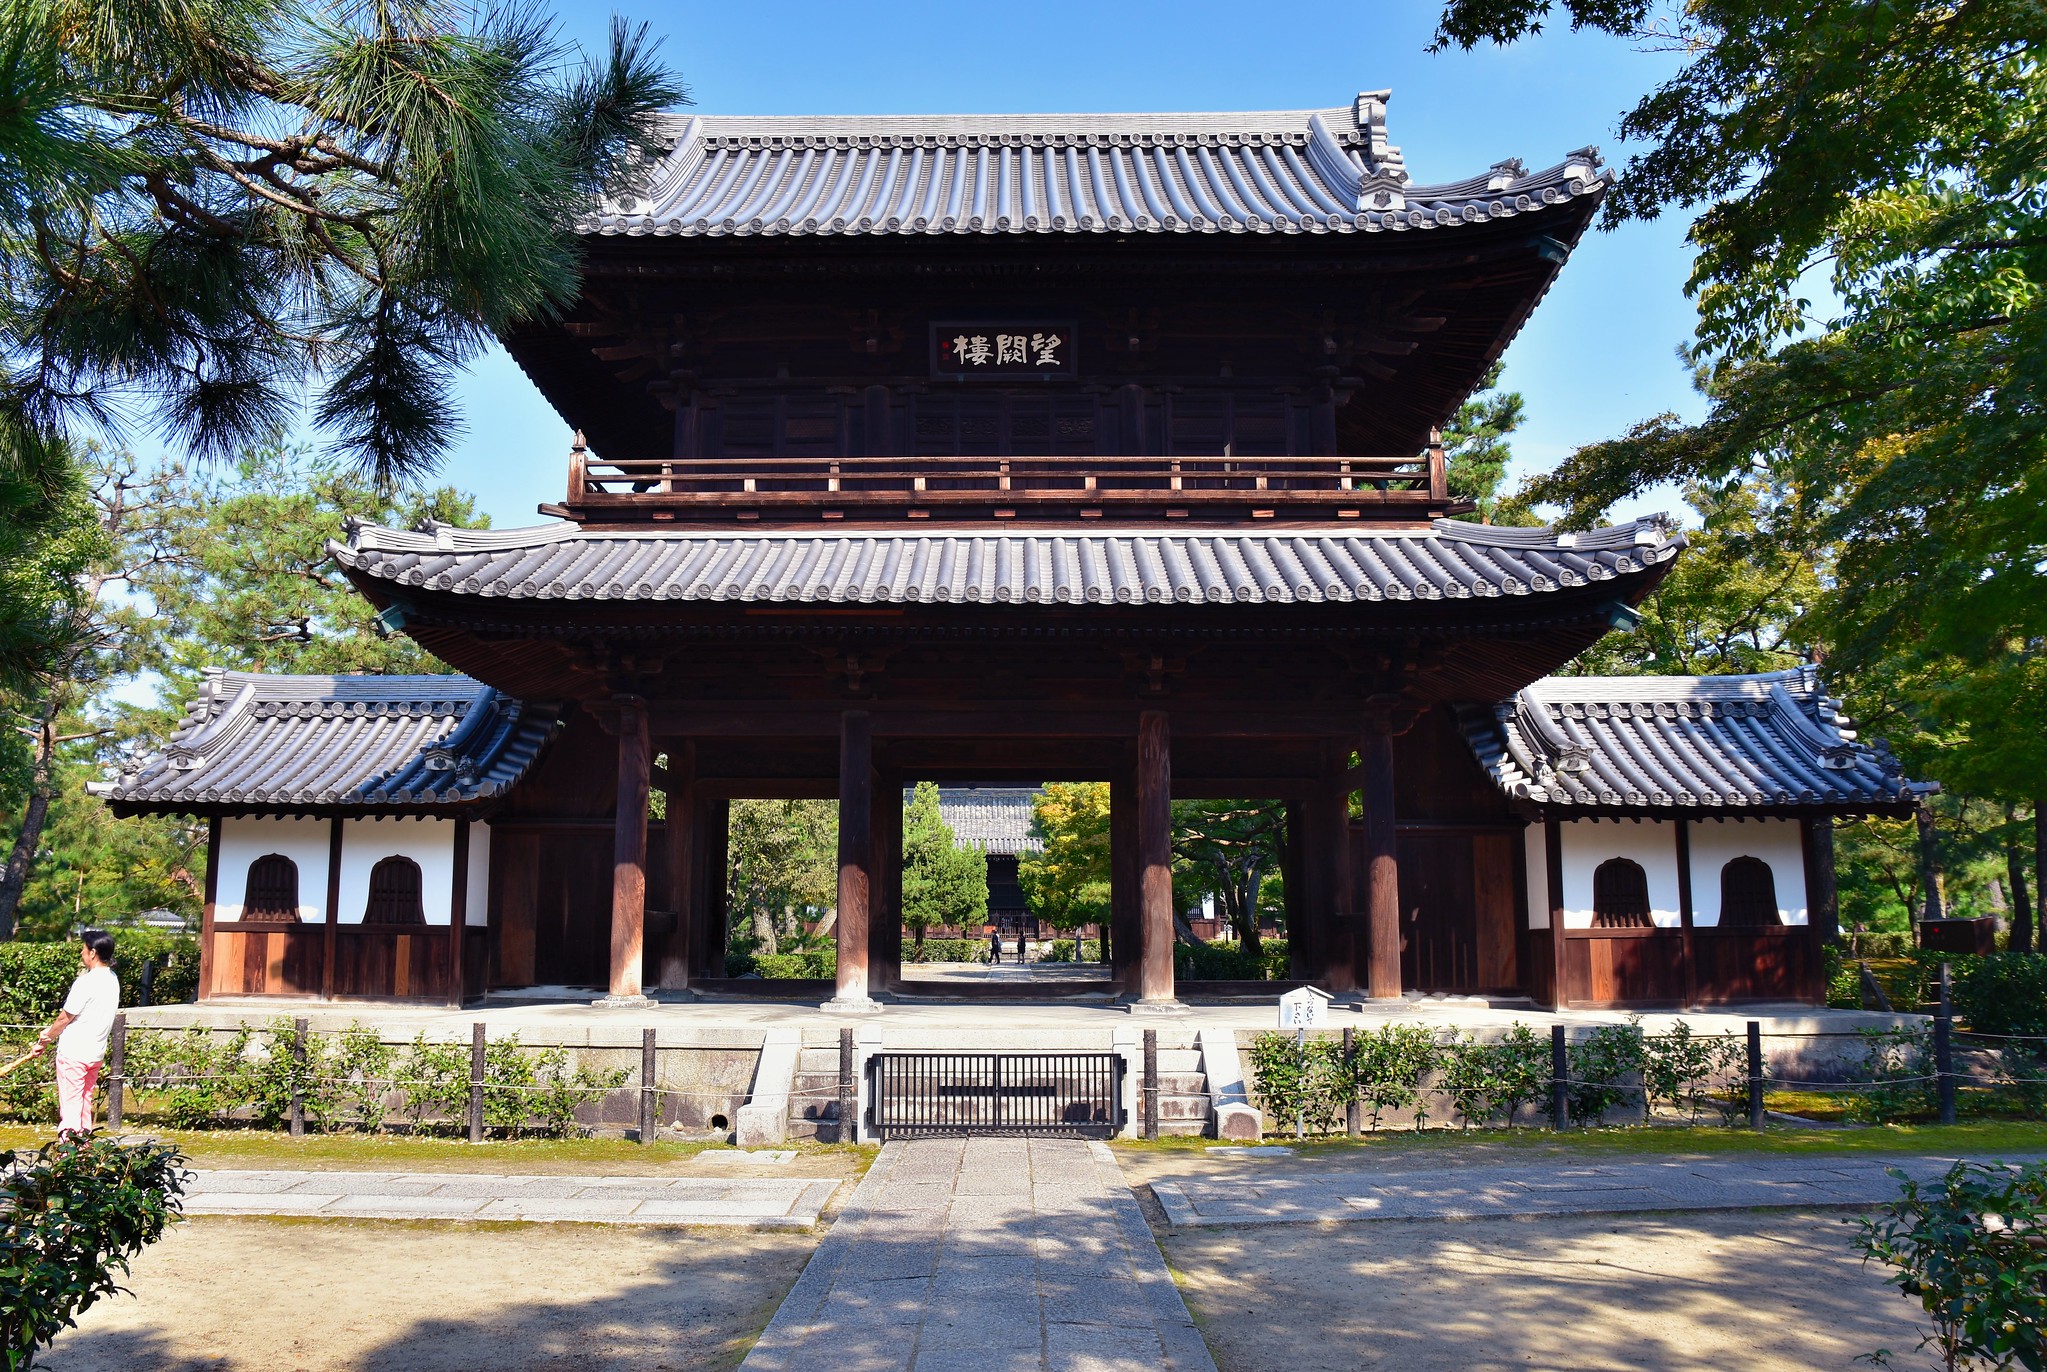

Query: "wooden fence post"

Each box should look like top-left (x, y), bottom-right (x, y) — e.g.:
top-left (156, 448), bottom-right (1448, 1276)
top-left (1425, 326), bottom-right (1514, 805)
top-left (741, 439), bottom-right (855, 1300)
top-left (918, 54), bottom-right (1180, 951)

top-left (837, 1027), bottom-right (855, 1144)
top-left (1550, 1024), bottom-right (1569, 1130)
top-left (289, 1018), bottom-right (308, 1138)
top-left (467, 1023), bottom-right (485, 1144)
top-left (1935, 963), bottom-right (1957, 1125)
top-left (105, 1014), bottom-right (126, 1133)
top-left (1343, 1026), bottom-right (1361, 1137)
top-left (1142, 1029), bottom-right (1159, 1141)
top-left (1747, 1021), bottom-right (1765, 1130)
top-left (640, 1027), bottom-right (658, 1145)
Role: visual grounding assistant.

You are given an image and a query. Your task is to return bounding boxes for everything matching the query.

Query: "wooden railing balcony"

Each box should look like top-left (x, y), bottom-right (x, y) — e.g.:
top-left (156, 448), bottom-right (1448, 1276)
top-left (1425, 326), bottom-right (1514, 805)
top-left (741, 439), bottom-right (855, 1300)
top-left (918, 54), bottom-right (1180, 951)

top-left (552, 446), bottom-right (1465, 526)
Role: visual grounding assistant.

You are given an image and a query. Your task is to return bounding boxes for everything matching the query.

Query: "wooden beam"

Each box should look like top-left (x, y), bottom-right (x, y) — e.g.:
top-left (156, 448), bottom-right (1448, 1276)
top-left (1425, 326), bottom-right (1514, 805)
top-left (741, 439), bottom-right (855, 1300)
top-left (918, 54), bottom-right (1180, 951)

top-left (1675, 818), bottom-right (1697, 1010)
top-left (1360, 726), bottom-right (1400, 999)
top-left (1110, 770), bottom-right (1139, 993)
top-left (608, 696), bottom-right (651, 1000)
top-left (448, 817), bottom-right (470, 1008)
top-left (830, 711), bottom-right (875, 1007)
top-left (1545, 815), bottom-right (1568, 1010)
top-left (696, 798), bottom-right (730, 978)
top-left (871, 773), bottom-right (903, 994)
top-left (198, 816), bottom-right (221, 1001)
top-left (321, 818), bottom-right (341, 1001)
top-left (1801, 815), bottom-right (1838, 1004)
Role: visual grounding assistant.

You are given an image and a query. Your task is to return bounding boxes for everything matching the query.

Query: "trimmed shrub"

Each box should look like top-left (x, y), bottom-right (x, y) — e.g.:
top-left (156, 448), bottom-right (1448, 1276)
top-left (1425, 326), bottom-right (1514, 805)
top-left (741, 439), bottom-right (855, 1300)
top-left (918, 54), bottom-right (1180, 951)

top-left (0, 1135), bottom-right (188, 1372)
top-left (1246, 1032), bottom-right (1348, 1135)
top-left (1038, 939), bottom-right (1103, 963)
top-left (1951, 953), bottom-right (2047, 1038)
top-left (1174, 938), bottom-right (1290, 981)
top-left (1440, 1025), bottom-right (1549, 1129)
top-left (0, 933), bottom-right (201, 1028)
top-left (1346, 1024), bottom-right (1441, 1131)
top-left (1567, 1024), bottom-right (1644, 1125)
top-left (904, 938), bottom-right (991, 964)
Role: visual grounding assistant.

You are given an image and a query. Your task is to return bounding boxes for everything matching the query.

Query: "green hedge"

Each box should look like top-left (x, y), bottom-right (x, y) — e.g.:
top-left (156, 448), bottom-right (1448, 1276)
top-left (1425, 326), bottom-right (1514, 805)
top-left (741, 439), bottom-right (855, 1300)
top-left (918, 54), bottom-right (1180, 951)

top-left (1039, 939), bottom-right (1103, 963)
top-left (0, 932), bottom-right (201, 1026)
top-left (1174, 938), bottom-right (1290, 981)
top-left (904, 938), bottom-right (990, 964)
top-left (725, 948), bottom-right (837, 979)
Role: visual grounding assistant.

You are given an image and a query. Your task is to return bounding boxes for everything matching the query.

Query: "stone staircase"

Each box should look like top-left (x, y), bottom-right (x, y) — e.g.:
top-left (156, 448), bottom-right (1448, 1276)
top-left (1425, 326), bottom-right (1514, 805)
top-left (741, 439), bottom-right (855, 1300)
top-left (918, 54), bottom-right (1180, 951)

top-left (788, 1043), bottom-right (850, 1142)
top-left (1148, 1043), bottom-right (1210, 1137)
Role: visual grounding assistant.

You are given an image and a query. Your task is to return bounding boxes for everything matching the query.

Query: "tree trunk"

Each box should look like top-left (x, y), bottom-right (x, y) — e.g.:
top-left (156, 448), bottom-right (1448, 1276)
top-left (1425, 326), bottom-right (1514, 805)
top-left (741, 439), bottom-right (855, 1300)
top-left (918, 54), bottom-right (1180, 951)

top-left (749, 903), bottom-right (778, 956)
top-left (1915, 801), bottom-right (1946, 925)
top-left (913, 921), bottom-right (925, 950)
top-left (2005, 805), bottom-right (2033, 955)
top-left (1236, 860), bottom-right (1264, 954)
top-left (2032, 798), bottom-right (2046, 955)
top-left (0, 697), bottom-right (59, 940)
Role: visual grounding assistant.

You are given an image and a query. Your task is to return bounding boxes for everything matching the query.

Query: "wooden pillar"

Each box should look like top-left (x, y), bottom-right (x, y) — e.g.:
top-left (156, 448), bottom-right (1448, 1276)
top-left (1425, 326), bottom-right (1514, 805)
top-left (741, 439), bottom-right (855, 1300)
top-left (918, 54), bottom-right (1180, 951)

top-left (1136, 710), bottom-right (1177, 1005)
top-left (1801, 815), bottom-right (1838, 1003)
top-left (1110, 774), bottom-right (1140, 993)
top-left (1282, 799), bottom-right (1311, 980)
top-left (321, 817), bottom-right (342, 1000)
top-left (1675, 818), bottom-right (1697, 1010)
top-left (696, 797), bottom-right (730, 978)
top-left (1360, 725), bottom-right (1401, 999)
top-left (657, 741), bottom-right (696, 991)
top-left (1309, 770), bottom-right (1356, 994)
top-left (829, 711), bottom-right (878, 1009)
top-left (198, 816), bottom-right (221, 1001)
top-left (871, 773), bottom-right (903, 995)
top-left (607, 696), bottom-right (651, 1002)
top-left (447, 817), bottom-right (470, 1008)
top-left (1545, 816), bottom-right (1568, 1010)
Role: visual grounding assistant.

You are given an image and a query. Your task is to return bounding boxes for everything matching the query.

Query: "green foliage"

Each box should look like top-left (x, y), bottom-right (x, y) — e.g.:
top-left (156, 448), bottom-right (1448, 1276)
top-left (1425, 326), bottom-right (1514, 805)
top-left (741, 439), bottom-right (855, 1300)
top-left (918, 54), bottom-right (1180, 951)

top-left (1346, 1025), bottom-right (1443, 1132)
top-left (1639, 1020), bottom-right (1745, 1125)
top-left (1567, 1024), bottom-right (1645, 1126)
top-left (1439, 1024), bottom-right (1552, 1129)
top-left (1441, 363), bottom-right (1530, 524)
top-left (1020, 783), bottom-right (1111, 933)
top-left (733, 949), bottom-right (836, 980)
top-left (1169, 799), bottom-right (1285, 948)
top-left (1858, 1161), bottom-right (2047, 1372)
top-left (724, 799), bottom-right (837, 960)
top-left (1038, 939), bottom-right (1102, 963)
top-left (525, 1046), bottom-right (628, 1140)
top-left (0, 944), bottom-right (77, 1026)
top-left (900, 782), bottom-right (988, 941)
top-left (902, 938), bottom-right (990, 965)
top-left (399, 1035), bottom-right (470, 1131)
top-left (0, 1134), bottom-right (188, 1372)
top-left (1245, 1033), bottom-right (1349, 1136)
top-left (325, 1025), bottom-right (395, 1134)
top-left (1172, 939), bottom-right (1290, 981)
top-left (123, 1025), bottom-right (259, 1130)
top-left (1856, 1025), bottom-right (1938, 1125)
top-left (1951, 954), bottom-right (2047, 1038)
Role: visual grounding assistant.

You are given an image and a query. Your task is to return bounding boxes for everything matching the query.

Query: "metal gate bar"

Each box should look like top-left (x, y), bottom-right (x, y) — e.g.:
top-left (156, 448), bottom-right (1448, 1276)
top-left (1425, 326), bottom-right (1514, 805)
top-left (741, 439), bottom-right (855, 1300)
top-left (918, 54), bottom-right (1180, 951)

top-left (868, 1052), bottom-right (1123, 1139)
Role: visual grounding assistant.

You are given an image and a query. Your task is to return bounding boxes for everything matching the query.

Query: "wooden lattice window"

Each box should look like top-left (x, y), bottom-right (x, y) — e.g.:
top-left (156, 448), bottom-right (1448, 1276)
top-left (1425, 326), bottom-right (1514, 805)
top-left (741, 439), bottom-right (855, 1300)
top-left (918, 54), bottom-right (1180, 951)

top-left (362, 856), bottom-right (426, 925)
top-left (243, 854), bottom-right (300, 923)
top-left (1719, 856), bottom-right (1782, 927)
top-left (1591, 858), bottom-right (1654, 928)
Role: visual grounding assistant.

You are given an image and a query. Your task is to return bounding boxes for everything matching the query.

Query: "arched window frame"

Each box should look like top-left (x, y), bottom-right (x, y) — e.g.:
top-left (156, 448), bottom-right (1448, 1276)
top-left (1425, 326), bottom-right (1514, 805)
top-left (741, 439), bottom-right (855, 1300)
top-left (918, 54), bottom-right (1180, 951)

top-left (1591, 857), bottom-right (1653, 929)
top-left (1718, 855), bottom-right (1782, 927)
top-left (243, 854), bottom-right (301, 923)
top-left (362, 856), bottom-right (427, 926)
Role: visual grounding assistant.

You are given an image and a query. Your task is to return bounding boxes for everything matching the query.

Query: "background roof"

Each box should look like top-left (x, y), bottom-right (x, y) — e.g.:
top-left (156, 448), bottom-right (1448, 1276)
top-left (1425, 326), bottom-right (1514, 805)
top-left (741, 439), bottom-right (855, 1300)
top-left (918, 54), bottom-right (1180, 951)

top-left (934, 788), bottom-right (1043, 855)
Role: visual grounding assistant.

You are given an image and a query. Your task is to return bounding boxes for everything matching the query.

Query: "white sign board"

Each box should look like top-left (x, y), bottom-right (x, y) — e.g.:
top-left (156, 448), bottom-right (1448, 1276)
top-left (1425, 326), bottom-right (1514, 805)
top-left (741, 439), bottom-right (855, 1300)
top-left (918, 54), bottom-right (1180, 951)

top-left (1278, 987), bottom-right (1330, 1031)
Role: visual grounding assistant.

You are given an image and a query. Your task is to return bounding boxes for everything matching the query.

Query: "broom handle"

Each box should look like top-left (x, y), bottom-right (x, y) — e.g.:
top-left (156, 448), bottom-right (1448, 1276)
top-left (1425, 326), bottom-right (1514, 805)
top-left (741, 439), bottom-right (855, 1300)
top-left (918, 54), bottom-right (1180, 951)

top-left (0, 1048), bottom-right (45, 1078)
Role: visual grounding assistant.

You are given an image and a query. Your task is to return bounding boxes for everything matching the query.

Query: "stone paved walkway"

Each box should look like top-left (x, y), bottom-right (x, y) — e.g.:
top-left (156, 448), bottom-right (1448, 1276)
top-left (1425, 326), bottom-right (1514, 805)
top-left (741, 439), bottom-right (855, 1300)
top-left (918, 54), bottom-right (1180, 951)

top-left (182, 1169), bottom-right (839, 1227)
top-left (1150, 1151), bottom-right (2047, 1228)
top-left (742, 1138), bottom-right (1214, 1372)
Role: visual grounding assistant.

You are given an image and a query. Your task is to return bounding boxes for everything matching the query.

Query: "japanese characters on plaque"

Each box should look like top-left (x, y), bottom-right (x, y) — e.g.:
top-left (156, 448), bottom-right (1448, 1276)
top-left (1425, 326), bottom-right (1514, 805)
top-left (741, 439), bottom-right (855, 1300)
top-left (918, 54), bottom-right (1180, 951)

top-left (930, 322), bottom-right (1077, 378)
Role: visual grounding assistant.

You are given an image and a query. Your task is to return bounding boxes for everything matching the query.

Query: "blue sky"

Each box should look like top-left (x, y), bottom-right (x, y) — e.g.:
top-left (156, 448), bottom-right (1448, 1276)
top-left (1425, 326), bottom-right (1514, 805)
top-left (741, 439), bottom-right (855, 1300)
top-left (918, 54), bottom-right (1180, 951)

top-left (436, 0), bottom-right (1700, 526)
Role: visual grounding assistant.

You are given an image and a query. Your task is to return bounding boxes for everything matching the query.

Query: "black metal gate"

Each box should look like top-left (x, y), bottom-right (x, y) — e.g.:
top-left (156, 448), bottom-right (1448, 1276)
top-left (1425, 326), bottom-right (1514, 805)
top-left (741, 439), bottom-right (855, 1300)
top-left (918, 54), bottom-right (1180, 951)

top-left (867, 1052), bottom-right (1123, 1139)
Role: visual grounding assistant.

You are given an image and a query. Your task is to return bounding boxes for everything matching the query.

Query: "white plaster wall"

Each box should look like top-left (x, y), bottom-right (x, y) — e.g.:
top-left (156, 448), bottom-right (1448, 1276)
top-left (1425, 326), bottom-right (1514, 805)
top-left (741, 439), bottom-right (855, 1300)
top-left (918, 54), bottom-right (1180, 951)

top-left (337, 817), bottom-right (457, 925)
top-left (1523, 827), bottom-right (1550, 930)
top-left (466, 823), bottom-right (491, 927)
top-left (216, 816), bottom-right (331, 922)
top-left (1557, 818), bottom-right (1682, 929)
top-left (1688, 817), bottom-right (1808, 926)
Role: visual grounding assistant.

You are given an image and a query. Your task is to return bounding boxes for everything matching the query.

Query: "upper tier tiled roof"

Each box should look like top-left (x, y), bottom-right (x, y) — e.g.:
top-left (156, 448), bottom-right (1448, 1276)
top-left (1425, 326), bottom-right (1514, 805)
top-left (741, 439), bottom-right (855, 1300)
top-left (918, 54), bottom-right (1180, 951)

top-left (331, 517), bottom-right (1681, 608)
top-left (93, 671), bottom-right (558, 814)
top-left (1457, 669), bottom-right (1932, 813)
top-left (935, 788), bottom-right (1043, 856)
top-left (581, 92), bottom-right (1606, 239)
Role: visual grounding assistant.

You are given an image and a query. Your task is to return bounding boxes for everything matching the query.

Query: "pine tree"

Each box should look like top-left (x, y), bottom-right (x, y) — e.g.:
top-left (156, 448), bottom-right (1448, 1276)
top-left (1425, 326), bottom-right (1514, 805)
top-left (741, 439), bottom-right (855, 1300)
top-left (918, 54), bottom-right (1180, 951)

top-left (900, 783), bottom-right (986, 949)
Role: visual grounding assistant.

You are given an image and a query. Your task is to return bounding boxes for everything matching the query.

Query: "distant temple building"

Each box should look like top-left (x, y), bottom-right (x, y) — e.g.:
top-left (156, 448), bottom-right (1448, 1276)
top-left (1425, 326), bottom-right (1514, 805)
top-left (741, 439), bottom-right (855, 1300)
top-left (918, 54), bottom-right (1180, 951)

top-left (98, 91), bottom-right (1926, 1010)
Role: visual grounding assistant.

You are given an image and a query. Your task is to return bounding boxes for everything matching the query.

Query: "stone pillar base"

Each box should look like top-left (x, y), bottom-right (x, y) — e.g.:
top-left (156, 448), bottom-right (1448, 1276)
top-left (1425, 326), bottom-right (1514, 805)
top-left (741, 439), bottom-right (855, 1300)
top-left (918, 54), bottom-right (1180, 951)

top-left (590, 993), bottom-right (657, 1009)
top-left (819, 996), bottom-right (885, 1016)
top-left (1127, 999), bottom-right (1191, 1017)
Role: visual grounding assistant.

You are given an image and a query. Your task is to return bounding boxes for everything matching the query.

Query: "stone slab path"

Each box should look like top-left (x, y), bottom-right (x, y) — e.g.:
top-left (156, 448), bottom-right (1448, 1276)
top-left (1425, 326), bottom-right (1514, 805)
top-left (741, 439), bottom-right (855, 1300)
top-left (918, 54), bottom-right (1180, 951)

top-left (741, 1138), bottom-right (1214, 1372)
top-left (182, 1169), bottom-right (839, 1227)
top-left (1150, 1151), bottom-right (2047, 1228)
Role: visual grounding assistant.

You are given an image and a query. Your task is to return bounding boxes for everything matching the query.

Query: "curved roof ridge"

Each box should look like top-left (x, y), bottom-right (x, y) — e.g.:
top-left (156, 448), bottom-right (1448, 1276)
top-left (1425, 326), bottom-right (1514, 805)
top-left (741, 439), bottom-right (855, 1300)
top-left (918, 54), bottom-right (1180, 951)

top-left (1528, 669), bottom-right (1809, 702)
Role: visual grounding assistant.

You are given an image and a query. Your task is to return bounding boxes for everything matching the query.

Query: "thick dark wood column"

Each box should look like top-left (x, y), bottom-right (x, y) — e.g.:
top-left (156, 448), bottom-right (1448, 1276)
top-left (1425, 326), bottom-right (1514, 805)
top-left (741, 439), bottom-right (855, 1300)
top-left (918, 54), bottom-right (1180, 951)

top-left (1546, 816), bottom-right (1568, 1009)
top-left (1801, 815), bottom-right (1839, 1003)
top-left (1359, 723), bottom-right (1401, 999)
top-left (827, 711), bottom-right (880, 1011)
top-left (1136, 710), bottom-right (1179, 1007)
top-left (1309, 769), bottom-right (1357, 994)
top-left (871, 773), bottom-right (903, 995)
top-left (606, 696), bottom-right (653, 1003)
top-left (321, 817), bottom-right (341, 1000)
top-left (696, 798), bottom-right (730, 977)
top-left (1110, 775), bottom-right (1140, 992)
top-left (657, 740), bottom-right (696, 991)
top-left (1283, 800), bottom-right (1312, 981)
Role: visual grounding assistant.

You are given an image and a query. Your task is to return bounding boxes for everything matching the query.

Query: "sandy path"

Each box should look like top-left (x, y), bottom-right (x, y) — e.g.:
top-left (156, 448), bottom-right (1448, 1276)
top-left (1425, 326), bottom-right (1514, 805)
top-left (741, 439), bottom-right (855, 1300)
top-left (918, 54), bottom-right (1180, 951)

top-left (42, 1217), bottom-right (821, 1372)
top-left (1161, 1209), bottom-right (1927, 1372)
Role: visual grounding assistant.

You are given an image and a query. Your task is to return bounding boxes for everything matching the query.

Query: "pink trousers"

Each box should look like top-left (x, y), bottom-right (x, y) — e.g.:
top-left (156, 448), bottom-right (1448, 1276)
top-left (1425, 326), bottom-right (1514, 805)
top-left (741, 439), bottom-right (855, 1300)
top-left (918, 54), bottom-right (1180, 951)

top-left (55, 1055), bottom-right (100, 1135)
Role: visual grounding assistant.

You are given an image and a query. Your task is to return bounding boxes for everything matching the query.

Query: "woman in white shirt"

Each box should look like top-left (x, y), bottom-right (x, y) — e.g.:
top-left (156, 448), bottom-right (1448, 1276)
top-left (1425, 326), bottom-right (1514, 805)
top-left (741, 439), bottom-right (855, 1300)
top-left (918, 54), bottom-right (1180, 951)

top-left (34, 929), bottom-right (120, 1136)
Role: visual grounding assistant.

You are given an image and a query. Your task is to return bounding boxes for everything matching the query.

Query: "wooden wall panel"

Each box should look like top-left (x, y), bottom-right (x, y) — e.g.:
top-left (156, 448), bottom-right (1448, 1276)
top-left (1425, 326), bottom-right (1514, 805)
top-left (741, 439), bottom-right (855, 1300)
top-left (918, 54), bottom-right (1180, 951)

top-left (1472, 832), bottom-right (1518, 991)
top-left (205, 926), bottom-right (324, 996)
top-left (1692, 929), bottom-right (1810, 1003)
top-left (1564, 931), bottom-right (1685, 1007)
top-left (1391, 710), bottom-right (1516, 824)
top-left (1525, 929), bottom-right (1554, 1006)
top-left (491, 830), bottom-right (541, 987)
top-left (329, 929), bottom-right (453, 1000)
top-left (1397, 832), bottom-right (1477, 991)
